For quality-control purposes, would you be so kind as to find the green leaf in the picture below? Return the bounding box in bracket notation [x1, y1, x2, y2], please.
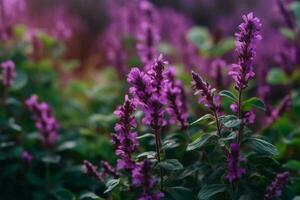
[186, 134, 217, 151]
[53, 188, 75, 200]
[187, 26, 212, 51]
[246, 137, 278, 156]
[80, 192, 104, 200]
[57, 141, 77, 151]
[137, 133, 155, 140]
[198, 184, 226, 200]
[159, 159, 184, 171]
[136, 151, 156, 159]
[283, 160, 300, 170]
[223, 119, 242, 128]
[267, 68, 289, 85]
[168, 187, 197, 200]
[162, 139, 180, 150]
[103, 179, 120, 194]
[190, 114, 214, 125]
[41, 155, 61, 164]
[219, 90, 237, 102]
[243, 97, 266, 111]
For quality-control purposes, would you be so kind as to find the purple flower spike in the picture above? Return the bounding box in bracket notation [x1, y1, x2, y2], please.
[83, 160, 103, 181]
[149, 54, 168, 95]
[26, 95, 59, 147]
[1, 60, 16, 89]
[127, 67, 165, 129]
[229, 12, 262, 91]
[191, 71, 219, 112]
[132, 160, 164, 200]
[111, 95, 139, 171]
[164, 67, 188, 130]
[226, 143, 246, 183]
[264, 172, 289, 200]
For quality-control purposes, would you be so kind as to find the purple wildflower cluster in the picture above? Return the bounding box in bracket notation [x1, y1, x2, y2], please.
[111, 95, 139, 171]
[226, 143, 246, 183]
[267, 95, 291, 124]
[229, 12, 262, 91]
[264, 172, 289, 200]
[132, 160, 164, 200]
[83, 160, 119, 181]
[1, 60, 16, 89]
[26, 95, 59, 147]
[127, 61, 165, 129]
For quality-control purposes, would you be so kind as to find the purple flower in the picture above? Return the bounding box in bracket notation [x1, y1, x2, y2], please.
[226, 143, 246, 183]
[210, 59, 227, 88]
[22, 151, 32, 165]
[164, 67, 189, 130]
[132, 160, 164, 200]
[264, 172, 289, 200]
[26, 95, 59, 147]
[127, 66, 165, 129]
[229, 13, 262, 91]
[83, 160, 103, 181]
[191, 71, 220, 112]
[111, 95, 139, 171]
[127, 68, 153, 107]
[100, 161, 120, 179]
[1, 60, 16, 89]
[149, 55, 167, 95]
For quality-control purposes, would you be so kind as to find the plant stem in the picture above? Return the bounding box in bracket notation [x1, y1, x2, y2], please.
[154, 128, 163, 191]
[213, 110, 221, 136]
[237, 89, 243, 143]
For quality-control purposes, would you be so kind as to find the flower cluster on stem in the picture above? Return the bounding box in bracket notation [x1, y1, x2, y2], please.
[226, 143, 246, 183]
[26, 95, 59, 147]
[264, 172, 289, 200]
[132, 159, 164, 200]
[191, 71, 221, 136]
[111, 95, 139, 171]
[1, 60, 16, 89]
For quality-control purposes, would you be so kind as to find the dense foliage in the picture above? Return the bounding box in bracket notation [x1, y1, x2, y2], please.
[1, 0, 300, 200]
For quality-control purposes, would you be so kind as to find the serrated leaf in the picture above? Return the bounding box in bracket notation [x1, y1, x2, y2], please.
[186, 134, 217, 151]
[243, 97, 266, 111]
[190, 114, 214, 125]
[246, 137, 278, 156]
[159, 159, 183, 171]
[80, 192, 104, 200]
[198, 184, 226, 200]
[219, 90, 237, 102]
[103, 179, 120, 194]
[168, 187, 197, 200]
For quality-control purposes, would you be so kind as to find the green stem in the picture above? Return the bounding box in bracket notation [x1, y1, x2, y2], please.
[154, 128, 163, 191]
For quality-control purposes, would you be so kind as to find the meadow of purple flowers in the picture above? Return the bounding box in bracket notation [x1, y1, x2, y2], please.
[1, 0, 300, 199]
